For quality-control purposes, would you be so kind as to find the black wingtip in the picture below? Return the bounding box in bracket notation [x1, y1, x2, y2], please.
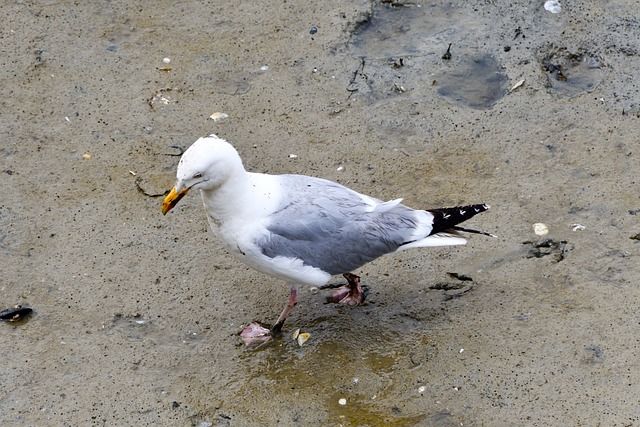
[427, 204, 492, 236]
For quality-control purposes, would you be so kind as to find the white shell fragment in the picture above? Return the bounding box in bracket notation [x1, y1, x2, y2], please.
[297, 332, 310, 346]
[533, 223, 549, 236]
[209, 112, 229, 122]
[571, 223, 586, 231]
[510, 79, 525, 92]
[418, 386, 426, 394]
[338, 398, 347, 406]
[162, 57, 171, 64]
[544, 1, 561, 13]
[292, 328, 310, 346]
[289, 154, 298, 158]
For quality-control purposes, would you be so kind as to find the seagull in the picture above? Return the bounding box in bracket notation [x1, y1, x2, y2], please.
[162, 134, 494, 344]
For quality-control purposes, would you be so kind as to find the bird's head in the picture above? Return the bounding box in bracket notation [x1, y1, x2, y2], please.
[162, 134, 243, 215]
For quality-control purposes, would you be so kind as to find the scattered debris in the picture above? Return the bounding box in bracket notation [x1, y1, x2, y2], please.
[390, 58, 404, 69]
[544, 1, 562, 14]
[510, 79, 525, 92]
[446, 272, 473, 282]
[209, 112, 229, 122]
[393, 83, 407, 93]
[148, 87, 175, 111]
[523, 239, 571, 262]
[442, 43, 452, 60]
[533, 223, 549, 236]
[297, 332, 310, 346]
[292, 328, 310, 346]
[135, 176, 171, 198]
[0, 305, 33, 322]
[165, 145, 184, 157]
[346, 58, 366, 97]
[429, 282, 473, 300]
[393, 82, 407, 92]
[514, 27, 525, 39]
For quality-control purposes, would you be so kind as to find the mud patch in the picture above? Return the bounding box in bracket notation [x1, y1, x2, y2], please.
[541, 47, 604, 98]
[523, 238, 572, 263]
[350, 1, 465, 58]
[436, 53, 508, 109]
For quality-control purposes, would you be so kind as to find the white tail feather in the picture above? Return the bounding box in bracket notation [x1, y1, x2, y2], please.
[396, 232, 467, 251]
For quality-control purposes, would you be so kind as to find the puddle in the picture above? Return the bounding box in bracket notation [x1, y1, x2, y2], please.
[237, 336, 427, 425]
[436, 53, 509, 109]
[350, 2, 466, 59]
[348, 2, 508, 109]
[542, 48, 604, 98]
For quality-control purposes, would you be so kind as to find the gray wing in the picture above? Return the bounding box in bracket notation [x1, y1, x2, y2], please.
[256, 175, 422, 275]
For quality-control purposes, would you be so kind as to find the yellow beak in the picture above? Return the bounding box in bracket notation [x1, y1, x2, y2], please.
[162, 186, 190, 215]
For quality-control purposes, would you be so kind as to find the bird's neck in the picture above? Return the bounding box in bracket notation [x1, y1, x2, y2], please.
[199, 171, 280, 228]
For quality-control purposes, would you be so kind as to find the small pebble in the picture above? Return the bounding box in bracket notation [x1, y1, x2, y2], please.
[82, 153, 92, 159]
[260, 65, 269, 71]
[338, 398, 347, 406]
[418, 386, 426, 394]
[289, 154, 298, 158]
[336, 166, 344, 171]
[163, 57, 171, 63]
[310, 26, 318, 35]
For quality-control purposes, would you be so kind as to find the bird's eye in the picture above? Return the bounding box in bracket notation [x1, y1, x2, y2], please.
[193, 173, 203, 179]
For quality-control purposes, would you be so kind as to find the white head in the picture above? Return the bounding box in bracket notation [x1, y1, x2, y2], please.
[162, 134, 245, 214]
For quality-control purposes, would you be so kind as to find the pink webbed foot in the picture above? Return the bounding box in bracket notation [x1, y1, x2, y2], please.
[239, 287, 298, 346]
[323, 273, 366, 305]
[240, 322, 273, 346]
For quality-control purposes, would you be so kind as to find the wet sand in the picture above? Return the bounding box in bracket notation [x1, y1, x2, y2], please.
[2, 0, 640, 425]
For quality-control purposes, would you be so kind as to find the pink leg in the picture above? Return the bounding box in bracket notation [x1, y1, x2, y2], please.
[240, 287, 298, 345]
[325, 273, 365, 305]
[272, 287, 298, 332]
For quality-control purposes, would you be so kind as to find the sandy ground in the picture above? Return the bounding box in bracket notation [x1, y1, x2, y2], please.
[2, 0, 640, 425]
